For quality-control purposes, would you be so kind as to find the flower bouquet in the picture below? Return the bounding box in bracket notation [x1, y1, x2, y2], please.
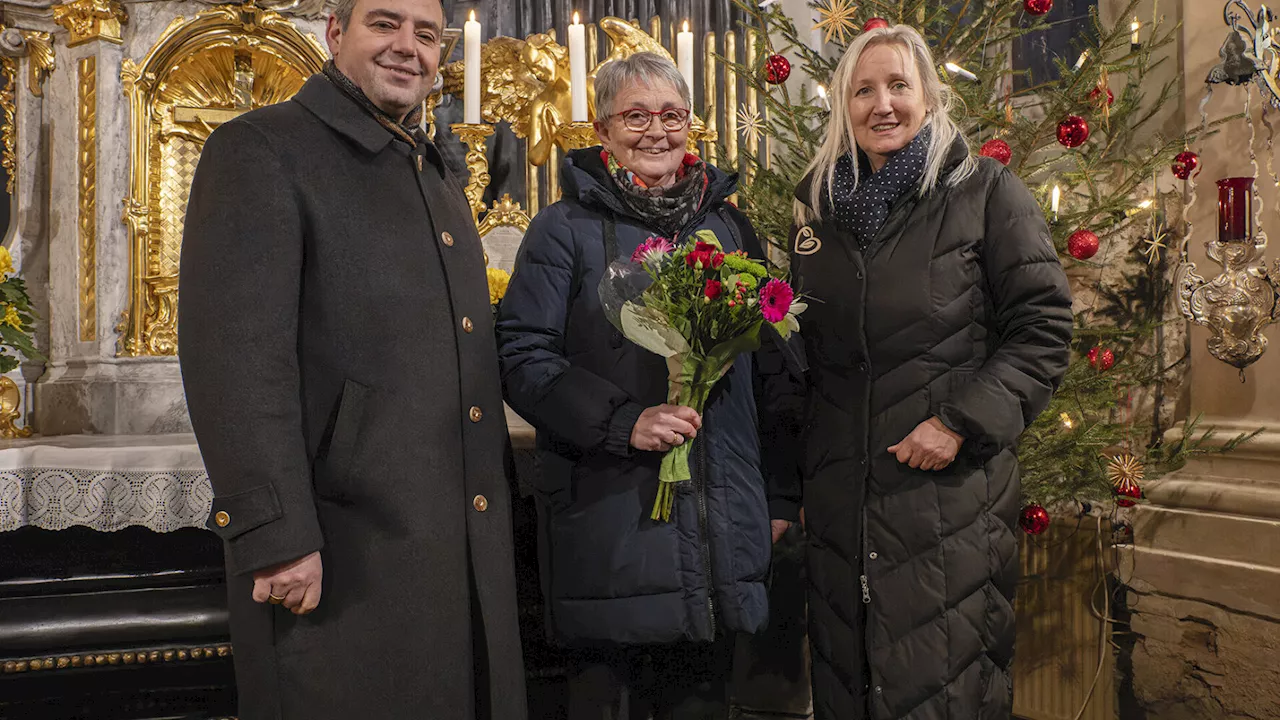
[600, 230, 804, 521]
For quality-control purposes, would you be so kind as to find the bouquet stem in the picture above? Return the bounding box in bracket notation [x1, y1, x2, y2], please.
[652, 358, 711, 522]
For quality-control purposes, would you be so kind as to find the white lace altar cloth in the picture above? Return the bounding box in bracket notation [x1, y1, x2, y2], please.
[0, 434, 210, 533]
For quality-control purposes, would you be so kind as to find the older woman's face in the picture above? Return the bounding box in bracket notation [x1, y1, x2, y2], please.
[595, 80, 690, 188]
[847, 43, 928, 172]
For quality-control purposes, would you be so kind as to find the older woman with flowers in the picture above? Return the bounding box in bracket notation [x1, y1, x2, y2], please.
[496, 52, 796, 719]
[780, 24, 1073, 720]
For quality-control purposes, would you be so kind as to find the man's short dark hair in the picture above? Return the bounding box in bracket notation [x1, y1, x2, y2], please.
[333, 0, 445, 30]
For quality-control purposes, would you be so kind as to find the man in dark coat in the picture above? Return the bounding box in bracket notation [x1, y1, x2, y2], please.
[177, 0, 526, 717]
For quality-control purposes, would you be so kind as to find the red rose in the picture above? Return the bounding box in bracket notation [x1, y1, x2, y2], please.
[711, 252, 725, 269]
[685, 249, 712, 268]
[704, 279, 724, 300]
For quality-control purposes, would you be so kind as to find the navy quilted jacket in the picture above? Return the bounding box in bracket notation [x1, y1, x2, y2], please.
[496, 148, 796, 645]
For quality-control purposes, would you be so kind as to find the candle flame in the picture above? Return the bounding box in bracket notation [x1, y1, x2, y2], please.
[683, 20, 689, 33]
[573, 11, 580, 24]
[469, 9, 475, 22]
[816, 84, 826, 98]
[1131, 17, 1140, 32]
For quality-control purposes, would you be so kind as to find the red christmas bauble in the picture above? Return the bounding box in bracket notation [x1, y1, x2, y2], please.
[1024, 0, 1054, 15]
[1115, 477, 1142, 507]
[765, 54, 791, 85]
[863, 17, 890, 31]
[1089, 86, 1115, 107]
[1057, 115, 1090, 148]
[1088, 346, 1116, 371]
[1020, 504, 1051, 535]
[1172, 151, 1200, 180]
[980, 138, 1012, 166]
[1068, 229, 1100, 260]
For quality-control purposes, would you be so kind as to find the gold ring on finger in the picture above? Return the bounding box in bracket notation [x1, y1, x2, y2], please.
[268, 593, 285, 604]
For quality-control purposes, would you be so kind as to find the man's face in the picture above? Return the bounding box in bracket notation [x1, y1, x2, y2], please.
[326, 0, 444, 121]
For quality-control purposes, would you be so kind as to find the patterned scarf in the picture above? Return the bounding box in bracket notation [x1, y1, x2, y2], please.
[604, 150, 710, 239]
[322, 60, 424, 148]
[830, 125, 932, 251]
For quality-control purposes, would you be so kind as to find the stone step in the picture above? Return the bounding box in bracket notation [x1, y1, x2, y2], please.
[1131, 504, 1280, 569]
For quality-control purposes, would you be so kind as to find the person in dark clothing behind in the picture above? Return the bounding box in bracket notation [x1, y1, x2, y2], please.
[775, 23, 1074, 720]
[496, 51, 798, 720]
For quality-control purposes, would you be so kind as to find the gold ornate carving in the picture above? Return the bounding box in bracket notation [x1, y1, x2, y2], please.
[79, 57, 96, 342]
[0, 56, 14, 195]
[477, 193, 531, 237]
[450, 123, 494, 224]
[439, 17, 709, 167]
[53, 0, 128, 47]
[555, 121, 596, 152]
[20, 31, 54, 97]
[119, 4, 325, 356]
[0, 376, 31, 438]
[3, 644, 233, 673]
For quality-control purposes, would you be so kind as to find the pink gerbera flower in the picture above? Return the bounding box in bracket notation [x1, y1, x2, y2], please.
[759, 279, 795, 323]
[631, 236, 675, 264]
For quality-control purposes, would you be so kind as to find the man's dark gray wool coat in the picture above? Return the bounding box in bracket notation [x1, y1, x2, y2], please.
[781, 140, 1073, 720]
[178, 75, 527, 720]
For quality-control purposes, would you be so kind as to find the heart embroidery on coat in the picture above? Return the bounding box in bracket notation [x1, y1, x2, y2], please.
[795, 225, 822, 255]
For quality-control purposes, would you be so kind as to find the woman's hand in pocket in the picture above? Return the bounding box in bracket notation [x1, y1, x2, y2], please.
[888, 417, 964, 471]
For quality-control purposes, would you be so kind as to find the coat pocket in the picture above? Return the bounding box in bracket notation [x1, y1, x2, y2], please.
[313, 379, 370, 501]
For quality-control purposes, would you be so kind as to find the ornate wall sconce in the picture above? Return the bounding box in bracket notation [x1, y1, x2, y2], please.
[1176, 177, 1280, 369]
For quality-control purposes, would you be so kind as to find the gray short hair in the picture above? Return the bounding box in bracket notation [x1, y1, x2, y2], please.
[332, 0, 357, 29]
[594, 52, 690, 119]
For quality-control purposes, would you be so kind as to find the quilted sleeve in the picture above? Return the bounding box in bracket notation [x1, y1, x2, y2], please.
[935, 167, 1074, 456]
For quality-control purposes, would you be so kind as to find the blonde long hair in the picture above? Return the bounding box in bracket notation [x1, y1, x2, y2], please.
[795, 24, 977, 226]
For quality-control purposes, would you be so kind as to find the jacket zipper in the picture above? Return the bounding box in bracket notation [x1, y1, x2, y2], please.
[695, 424, 718, 637]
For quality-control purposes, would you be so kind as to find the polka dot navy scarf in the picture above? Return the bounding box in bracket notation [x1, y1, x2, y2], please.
[830, 126, 932, 252]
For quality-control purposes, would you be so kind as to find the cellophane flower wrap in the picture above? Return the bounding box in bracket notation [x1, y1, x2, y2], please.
[599, 230, 805, 521]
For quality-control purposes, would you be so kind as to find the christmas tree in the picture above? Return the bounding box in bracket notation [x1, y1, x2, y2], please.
[725, 0, 1255, 520]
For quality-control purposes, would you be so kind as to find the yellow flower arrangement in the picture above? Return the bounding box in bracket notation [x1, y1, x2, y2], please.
[2, 305, 21, 330]
[0, 246, 14, 279]
[487, 267, 511, 306]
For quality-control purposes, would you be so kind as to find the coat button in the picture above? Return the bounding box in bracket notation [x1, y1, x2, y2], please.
[858, 362, 868, 372]
[869, 551, 878, 560]
[473, 495, 488, 512]
[442, 231, 455, 247]
[214, 511, 230, 527]
[469, 406, 483, 422]
[462, 317, 474, 333]
[875, 686, 883, 695]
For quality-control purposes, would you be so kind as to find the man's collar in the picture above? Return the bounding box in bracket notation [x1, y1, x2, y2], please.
[293, 73, 398, 154]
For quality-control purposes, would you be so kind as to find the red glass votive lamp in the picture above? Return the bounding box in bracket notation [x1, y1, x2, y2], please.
[1217, 177, 1254, 242]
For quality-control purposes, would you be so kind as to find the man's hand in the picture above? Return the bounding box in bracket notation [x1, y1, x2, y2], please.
[888, 417, 964, 471]
[630, 404, 702, 452]
[252, 551, 323, 615]
[771, 519, 791, 544]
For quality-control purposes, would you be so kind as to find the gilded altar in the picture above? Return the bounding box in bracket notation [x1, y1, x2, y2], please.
[0, 0, 766, 433]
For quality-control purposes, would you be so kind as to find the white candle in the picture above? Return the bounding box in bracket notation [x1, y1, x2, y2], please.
[1051, 185, 1061, 220]
[569, 12, 587, 122]
[677, 21, 694, 106]
[464, 10, 481, 124]
[816, 84, 829, 111]
[1130, 17, 1141, 46]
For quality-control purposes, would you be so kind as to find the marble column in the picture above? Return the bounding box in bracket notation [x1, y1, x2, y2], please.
[1120, 1, 1280, 717]
[0, 12, 57, 433]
